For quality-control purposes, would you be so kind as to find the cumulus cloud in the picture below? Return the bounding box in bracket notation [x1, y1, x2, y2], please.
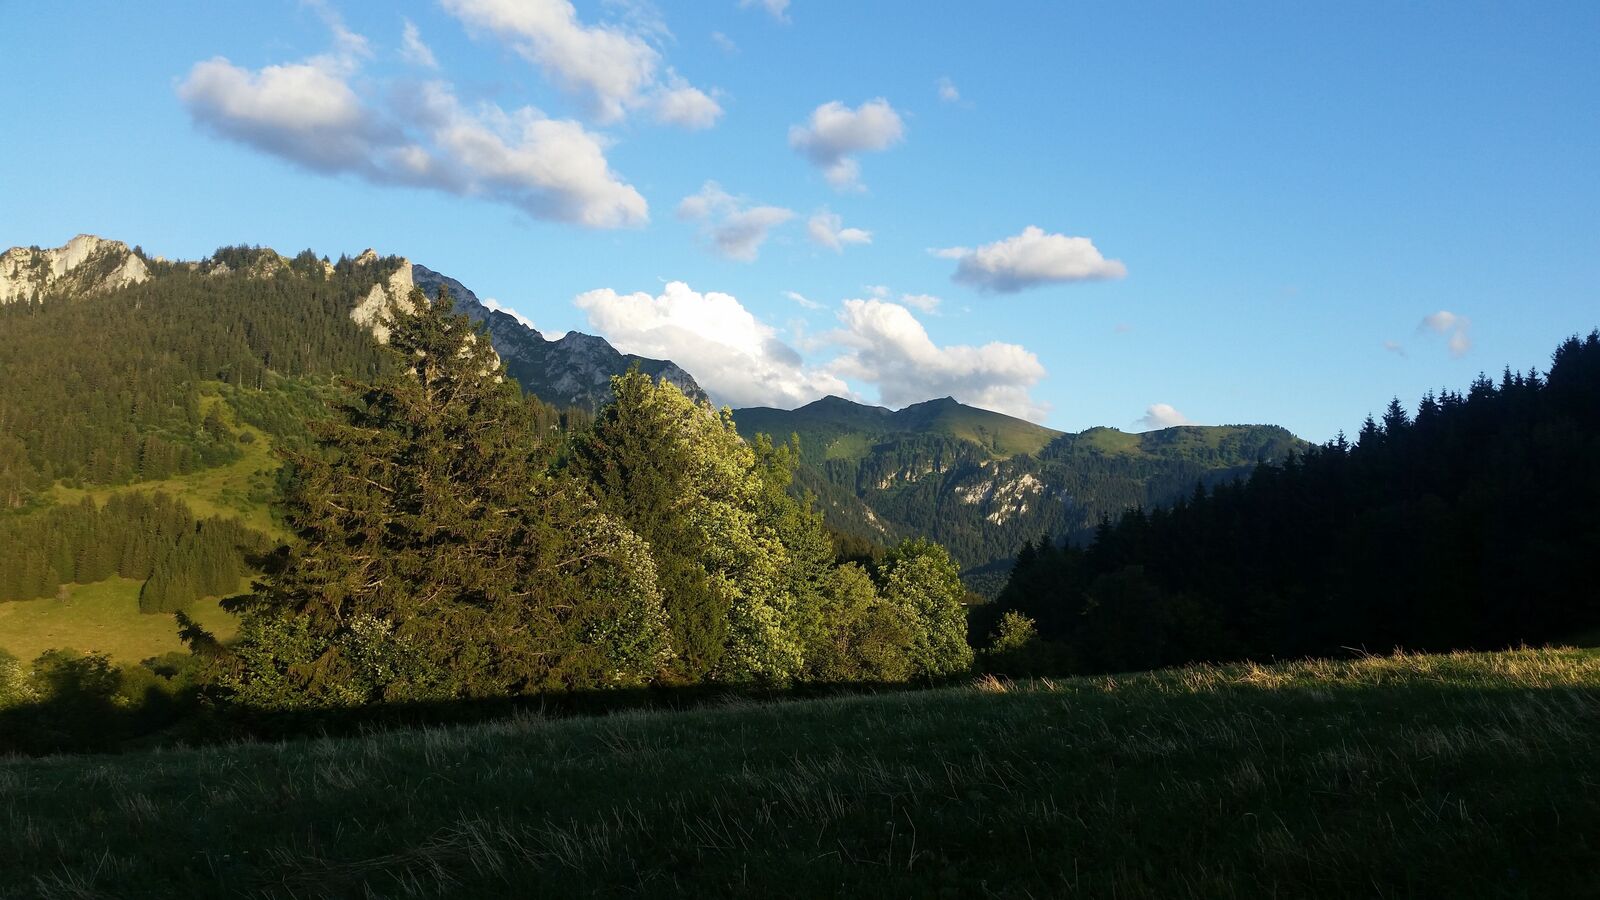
[1418, 310, 1472, 357]
[677, 181, 795, 261]
[789, 99, 904, 190]
[178, 56, 382, 174]
[807, 210, 872, 251]
[710, 31, 737, 53]
[575, 282, 847, 408]
[400, 19, 438, 68]
[898, 293, 941, 313]
[740, 0, 791, 23]
[938, 226, 1127, 293]
[1135, 403, 1191, 431]
[177, 23, 647, 228]
[937, 77, 960, 103]
[440, 0, 720, 127]
[829, 299, 1048, 421]
[651, 72, 723, 129]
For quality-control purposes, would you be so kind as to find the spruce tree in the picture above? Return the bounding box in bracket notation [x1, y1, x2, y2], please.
[216, 288, 670, 709]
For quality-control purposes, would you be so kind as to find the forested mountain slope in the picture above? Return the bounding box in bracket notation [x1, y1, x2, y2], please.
[984, 330, 1600, 672]
[0, 236, 703, 627]
[733, 396, 1303, 584]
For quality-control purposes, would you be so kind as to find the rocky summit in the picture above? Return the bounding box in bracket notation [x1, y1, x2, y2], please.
[0, 234, 148, 304]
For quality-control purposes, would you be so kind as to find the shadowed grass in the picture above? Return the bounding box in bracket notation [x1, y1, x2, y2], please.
[1, 648, 1596, 898]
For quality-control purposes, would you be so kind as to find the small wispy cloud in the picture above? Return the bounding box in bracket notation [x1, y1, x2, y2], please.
[399, 19, 438, 68]
[677, 181, 794, 261]
[783, 290, 823, 310]
[1417, 310, 1472, 358]
[807, 209, 872, 251]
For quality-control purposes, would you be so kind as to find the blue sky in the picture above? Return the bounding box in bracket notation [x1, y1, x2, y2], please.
[2, 1, 1596, 440]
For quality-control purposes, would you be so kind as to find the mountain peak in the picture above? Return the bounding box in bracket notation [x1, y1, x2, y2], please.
[0, 234, 148, 304]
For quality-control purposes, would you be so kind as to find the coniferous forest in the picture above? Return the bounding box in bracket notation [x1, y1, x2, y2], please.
[978, 331, 1600, 675]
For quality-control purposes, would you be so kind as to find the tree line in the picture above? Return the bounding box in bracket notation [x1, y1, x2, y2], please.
[179, 288, 973, 710]
[0, 492, 265, 610]
[978, 330, 1600, 674]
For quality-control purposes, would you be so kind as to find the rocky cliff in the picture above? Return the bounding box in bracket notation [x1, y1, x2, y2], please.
[0, 234, 148, 304]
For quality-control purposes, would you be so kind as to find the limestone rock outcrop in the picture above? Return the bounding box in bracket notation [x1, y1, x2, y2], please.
[0, 234, 148, 304]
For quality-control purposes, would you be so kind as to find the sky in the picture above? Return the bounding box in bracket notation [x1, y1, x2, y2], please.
[2, 1, 1596, 441]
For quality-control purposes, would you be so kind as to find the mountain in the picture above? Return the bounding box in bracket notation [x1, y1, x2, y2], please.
[408, 263, 706, 409]
[732, 395, 1304, 588]
[0, 234, 149, 303]
[0, 233, 704, 413]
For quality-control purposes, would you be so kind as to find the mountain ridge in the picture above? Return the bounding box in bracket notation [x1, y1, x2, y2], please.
[0, 234, 707, 412]
[731, 394, 1305, 585]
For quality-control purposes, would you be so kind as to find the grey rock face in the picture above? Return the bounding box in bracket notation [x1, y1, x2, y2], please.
[409, 263, 708, 410]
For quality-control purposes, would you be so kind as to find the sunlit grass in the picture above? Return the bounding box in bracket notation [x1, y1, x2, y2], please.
[2, 647, 1596, 898]
[0, 576, 239, 664]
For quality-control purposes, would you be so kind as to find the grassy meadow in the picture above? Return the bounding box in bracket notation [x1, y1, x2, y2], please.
[0, 577, 239, 664]
[3, 648, 1596, 898]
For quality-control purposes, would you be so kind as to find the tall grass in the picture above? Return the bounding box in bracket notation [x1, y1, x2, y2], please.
[2, 648, 1596, 898]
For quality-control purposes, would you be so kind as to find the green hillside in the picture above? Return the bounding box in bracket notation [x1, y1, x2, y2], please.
[733, 397, 1305, 583]
[735, 394, 1062, 464]
[3, 648, 1595, 898]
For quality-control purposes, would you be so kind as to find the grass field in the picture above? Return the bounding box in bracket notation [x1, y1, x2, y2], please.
[0, 577, 239, 664]
[2, 648, 1596, 898]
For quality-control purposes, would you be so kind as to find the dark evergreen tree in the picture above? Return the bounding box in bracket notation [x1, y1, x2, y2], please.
[214, 288, 670, 708]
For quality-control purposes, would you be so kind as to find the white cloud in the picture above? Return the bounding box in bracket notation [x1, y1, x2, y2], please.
[178, 23, 647, 228]
[710, 31, 737, 53]
[789, 99, 904, 190]
[651, 72, 723, 129]
[783, 290, 823, 310]
[829, 299, 1048, 421]
[575, 282, 847, 408]
[400, 19, 438, 68]
[178, 56, 380, 173]
[937, 77, 959, 103]
[1382, 339, 1408, 357]
[677, 181, 795, 261]
[440, 0, 720, 127]
[1418, 310, 1472, 357]
[1135, 403, 1191, 431]
[898, 293, 941, 313]
[807, 210, 872, 251]
[939, 226, 1127, 293]
[740, 0, 791, 23]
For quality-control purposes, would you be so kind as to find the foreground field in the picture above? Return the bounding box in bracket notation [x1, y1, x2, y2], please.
[0, 577, 239, 664]
[3, 649, 1597, 898]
